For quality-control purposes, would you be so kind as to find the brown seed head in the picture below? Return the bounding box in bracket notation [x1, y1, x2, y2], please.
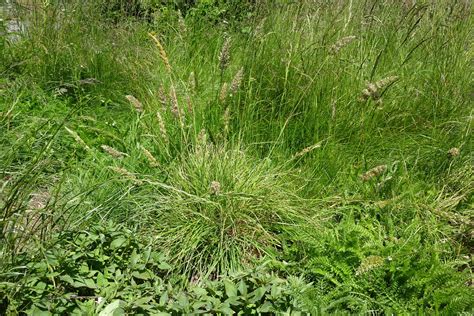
[294, 142, 323, 158]
[219, 36, 231, 72]
[360, 164, 387, 181]
[65, 127, 91, 151]
[101, 145, 128, 159]
[210, 181, 221, 195]
[156, 112, 169, 144]
[126, 95, 143, 113]
[141, 146, 159, 167]
[158, 85, 168, 109]
[448, 147, 460, 157]
[149, 33, 172, 74]
[230, 67, 244, 94]
[330, 35, 356, 54]
[220, 82, 229, 102]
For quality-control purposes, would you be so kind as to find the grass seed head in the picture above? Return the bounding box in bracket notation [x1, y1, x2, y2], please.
[210, 180, 221, 195]
[230, 67, 244, 94]
[109, 166, 142, 184]
[158, 85, 168, 109]
[188, 71, 196, 93]
[156, 112, 169, 144]
[101, 145, 127, 159]
[448, 147, 460, 157]
[219, 36, 231, 72]
[360, 164, 387, 181]
[126, 95, 143, 113]
[64, 127, 91, 151]
[220, 82, 229, 102]
[142, 146, 159, 167]
[223, 107, 231, 134]
[178, 10, 186, 33]
[149, 32, 171, 74]
[294, 142, 323, 158]
[360, 76, 399, 101]
[330, 35, 356, 54]
[170, 85, 181, 119]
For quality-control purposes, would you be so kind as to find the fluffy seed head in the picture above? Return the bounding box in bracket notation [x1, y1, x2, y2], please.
[330, 35, 356, 54]
[142, 146, 159, 167]
[149, 32, 171, 74]
[219, 36, 231, 72]
[294, 142, 323, 158]
[188, 71, 196, 93]
[170, 85, 180, 118]
[101, 145, 127, 159]
[158, 85, 168, 109]
[156, 112, 169, 144]
[360, 76, 399, 101]
[360, 164, 387, 181]
[448, 147, 460, 157]
[219, 82, 229, 102]
[178, 10, 186, 33]
[230, 67, 244, 94]
[186, 95, 193, 114]
[109, 166, 142, 184]
[210, 180, 221, 195]
[64, 126, 91, 151]
[223, 107, 231, 134]
[126, 95, 143, 113]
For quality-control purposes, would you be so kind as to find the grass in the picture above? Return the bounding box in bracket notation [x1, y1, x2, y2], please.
[1, 0, 473, 314]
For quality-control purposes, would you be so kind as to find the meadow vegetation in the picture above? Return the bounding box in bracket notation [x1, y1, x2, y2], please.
[0, 0, 473, 314]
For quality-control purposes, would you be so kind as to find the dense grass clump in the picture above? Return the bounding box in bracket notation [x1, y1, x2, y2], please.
[151, 144, 305, 277]
[1, 0, 473, 314]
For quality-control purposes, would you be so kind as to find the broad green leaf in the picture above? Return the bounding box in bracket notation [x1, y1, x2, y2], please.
[249, 287, 266, 303]
[223, 280, 237, 298]
[110, 237, 127, 249]
[98, 300, 125, 316]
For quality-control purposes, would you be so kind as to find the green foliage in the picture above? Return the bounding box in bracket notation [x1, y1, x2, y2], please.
[1, 0, 473, 314]
[150, 144, 306, 277]
[0, 222, 311, 314]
